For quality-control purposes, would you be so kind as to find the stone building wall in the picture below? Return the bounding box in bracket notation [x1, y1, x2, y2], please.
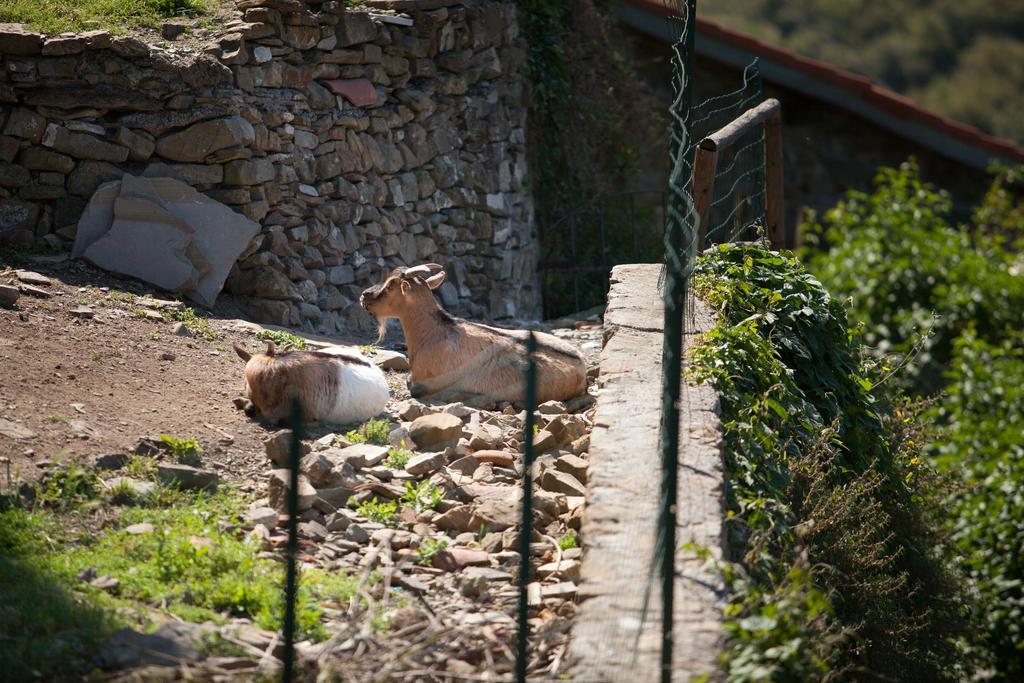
[0, 0, 538, 333]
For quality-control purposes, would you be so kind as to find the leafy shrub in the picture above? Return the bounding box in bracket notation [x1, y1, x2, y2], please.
[558, 529, 578, 550]
[385, 444, 413, 469]
[803, 161, 1024, 395]
[40, 465, 100, 510]
[400, 481, 443, 514]
[345, 418, 390, 445]
[928, 334, 1024, 677]
[357, 498, 397, 526]
[807, 162, 1024, 676]
[416, 537, 448, 566]
[159, 434, 203, 466]
[692, 243, 966, 680]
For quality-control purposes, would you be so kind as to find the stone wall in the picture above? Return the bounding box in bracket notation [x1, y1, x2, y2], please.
[0, 0, 537, 333]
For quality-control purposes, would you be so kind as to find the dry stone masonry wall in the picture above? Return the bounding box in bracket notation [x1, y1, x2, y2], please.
[0, 0, 537, 333]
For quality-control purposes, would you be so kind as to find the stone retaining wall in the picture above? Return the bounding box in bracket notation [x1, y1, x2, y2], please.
[571, 264, 726, 681]
[0, 0, 537, 332]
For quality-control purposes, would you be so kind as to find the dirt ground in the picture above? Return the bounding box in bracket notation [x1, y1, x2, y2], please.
[0, 254, 391, 489]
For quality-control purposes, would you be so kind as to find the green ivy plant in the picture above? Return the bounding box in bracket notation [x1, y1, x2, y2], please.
[692, 243, 966, 681]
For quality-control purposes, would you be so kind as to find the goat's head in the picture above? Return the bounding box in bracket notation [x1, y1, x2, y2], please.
[360, 264, 445, 339]
[232, 341, 293, 420]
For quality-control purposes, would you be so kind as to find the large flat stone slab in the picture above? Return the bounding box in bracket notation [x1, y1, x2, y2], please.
[73, 174, 259, 306]
[570, 263, 726, 682]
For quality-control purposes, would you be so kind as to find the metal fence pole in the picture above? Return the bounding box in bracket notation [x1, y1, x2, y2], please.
[516, 332, 539, 683]
[283, 400, 303, 682]
[660, 1, 696, 681]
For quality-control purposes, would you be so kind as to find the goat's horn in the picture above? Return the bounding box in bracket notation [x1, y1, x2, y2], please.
[403, 263, 443, 277]
[265, 341, 276, 356]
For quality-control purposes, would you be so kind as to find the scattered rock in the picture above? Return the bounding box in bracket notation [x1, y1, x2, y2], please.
[125, 523, 154, 535]
[248, 507, 278, 529]
[345, 523, 370, 544]
[90, 575, 120, 591]
[434, 503, 474, 532]
[554, 453, 589, 483]
[470, 497, 520, 532]
[0, 284, 19, 307]
[538, 559, 582, 582]
[326, 443, 389, 469]
[404, 451, 445, 476]
[92, 452, 129, 470]
[540, 581, 578, 600]
[69, 305, 95, 319]
[158, 463, 219, 491]
[537, 400, 567, 415]
[15, 269, 50, 286]
[0, 417, 36, 440]
[408, 413, 462, 449]
[471, 450, 515, 468]
[540, 469, 586, 497]
[372, 349, 410, 370]
[171, 322, 189, 336]
[433, 546, 489, 571]
[98, 622, 204, 669]
[268, 469, 317, 512]
[264, 430, 310, 466]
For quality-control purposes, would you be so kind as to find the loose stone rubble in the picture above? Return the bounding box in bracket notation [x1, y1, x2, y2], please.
[240, 322, 599, 678]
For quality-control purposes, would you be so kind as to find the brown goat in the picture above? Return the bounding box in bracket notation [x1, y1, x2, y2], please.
[234, 341, 389, 424]
[360, 264, 587, 405]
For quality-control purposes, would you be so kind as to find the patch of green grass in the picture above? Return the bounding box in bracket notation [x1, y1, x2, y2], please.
[0, 486, 363, 680]
[344, 417, 390, 445]
[358, 344, 377, 355]
[357, 498, 397, 526]
[39, 464, 100, 511]
[125, 455, 158, 480]
[385, 443, 413, 469]
[400, 480, 443, 514]
[47, 414, 68, 424]
[416, 537, 447, 566]
[159, 434, 203, 466]
[163, 305, 218, 341]
[256, 329, 307, 351]
[105, 290, 136, 306]
[0, 0, 218, 35]
[558, 529, 577, 550]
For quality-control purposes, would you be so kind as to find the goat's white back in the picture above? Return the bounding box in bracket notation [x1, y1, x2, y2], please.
[321, 347, 389, 423]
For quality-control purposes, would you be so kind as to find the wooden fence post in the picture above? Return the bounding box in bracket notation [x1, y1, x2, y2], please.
[764, 109, 785, 248]
[692, 144, 719, 251]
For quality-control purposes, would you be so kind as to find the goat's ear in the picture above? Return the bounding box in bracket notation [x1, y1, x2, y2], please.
[400, 279, 412, 295]
[233, 343, 251, 362]
[425, 271, 445, 289]
[265, 341, 276, 357]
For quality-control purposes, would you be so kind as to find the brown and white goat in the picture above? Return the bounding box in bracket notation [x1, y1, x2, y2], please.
[233, 341, 389, 424]
[360, 264, 587, 405]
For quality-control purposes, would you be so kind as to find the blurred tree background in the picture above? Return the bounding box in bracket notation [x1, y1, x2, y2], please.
[700, 0, 1024, 144]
